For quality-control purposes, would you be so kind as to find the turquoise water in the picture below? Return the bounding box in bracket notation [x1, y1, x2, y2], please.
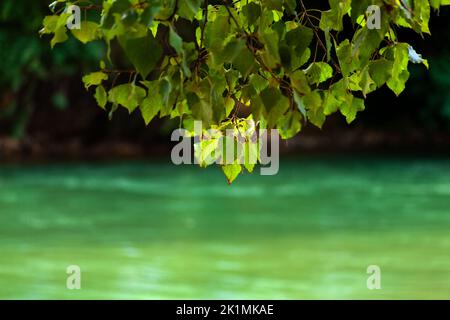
[0, 157, 449, 299]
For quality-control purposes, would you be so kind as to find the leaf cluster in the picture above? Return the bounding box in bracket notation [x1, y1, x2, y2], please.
[41, 0, 449, 181]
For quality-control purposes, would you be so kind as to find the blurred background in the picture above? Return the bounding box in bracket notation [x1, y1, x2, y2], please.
[0, 1, 449, 299]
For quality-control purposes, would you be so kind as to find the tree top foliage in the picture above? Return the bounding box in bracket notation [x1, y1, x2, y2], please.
[41, 0, 449, 181]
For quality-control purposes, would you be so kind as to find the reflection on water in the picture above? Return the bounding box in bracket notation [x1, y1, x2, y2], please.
[0, 156, 449, 299]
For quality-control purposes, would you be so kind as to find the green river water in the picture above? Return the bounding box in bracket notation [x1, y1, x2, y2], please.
[0, 156, 449, 299]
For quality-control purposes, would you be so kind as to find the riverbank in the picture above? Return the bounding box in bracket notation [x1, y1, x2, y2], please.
[1, 128, 450, 162]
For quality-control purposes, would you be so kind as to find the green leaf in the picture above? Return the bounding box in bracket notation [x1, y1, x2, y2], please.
[324, 79, 347, 115]
[304, 62, 333, 85]
[284, 0, 297, 14]
[51, 25, 68, 48]
[385, 43, 410, 96]
[169, 26, 183, 54]
[243, 140, 258, 173]
[323, 90, 342, 115]
[108, 84, 146, 113]
[387, 69, 410, 96]
[336, 39, 358, 77]
[41, 15, 60, 34]
[82, 72, 108, 89]
[222, 164, 242, 184]
[285, 25, 314, 58]
[41, 14, 70, 48]
[119, 32, 162, 79]
[359, 67, 377, 97]
[217, 39, 244, 64]
[233, 47, 257, 78]
[293, 91, 307, 117]
[259, 29, 281, 69]
[430, 0, 450, 9]
[351, 27, 383, 66]
[304, 90, 325, 129]
[249, 74, 269, 93]
[414, 0, 431, 34]
[340, 96, 365, 124]
[320, 0, 351, 31]
[281, 25, 313, 71]
[153, 0, 176, 20]
[94, 85, 108, 110]
[187, 91, 213, 127]
[241, 2, 262, 26]
[71, 21, 101, 44]
[260, 87, 290, 127]
[140, 80, 162, 125]
[290, 70, 311, 95]
[350, 0, 372, 23]
[196, 139, 220, 167]
[262, 0, 284, 11]
[177, 0, 201, 21]
[277, 110, 302, 139]
[205, 12, 230, 53]
[369, 59, 393, 87]
[140, 96, 160, 125]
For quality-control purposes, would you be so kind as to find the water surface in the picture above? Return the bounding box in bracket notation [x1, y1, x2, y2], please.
[0, 157, 449, 299]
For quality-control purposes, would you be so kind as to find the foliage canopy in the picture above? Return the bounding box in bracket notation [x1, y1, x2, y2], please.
[42, 0, 449, 181]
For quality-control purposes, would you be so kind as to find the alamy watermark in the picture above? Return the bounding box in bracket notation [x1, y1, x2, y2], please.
[66, 265, 81, 290]
[65, 4, 381, 30]
[66, 5, 81, 30]
[366, 5, 381, 30]
[367, 265, 382, 290]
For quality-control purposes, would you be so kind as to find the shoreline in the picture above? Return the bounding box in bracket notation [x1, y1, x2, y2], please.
[1, 128, 450, 163]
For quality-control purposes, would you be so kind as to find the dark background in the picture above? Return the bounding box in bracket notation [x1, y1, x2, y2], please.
[1, 1, 449, 161]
